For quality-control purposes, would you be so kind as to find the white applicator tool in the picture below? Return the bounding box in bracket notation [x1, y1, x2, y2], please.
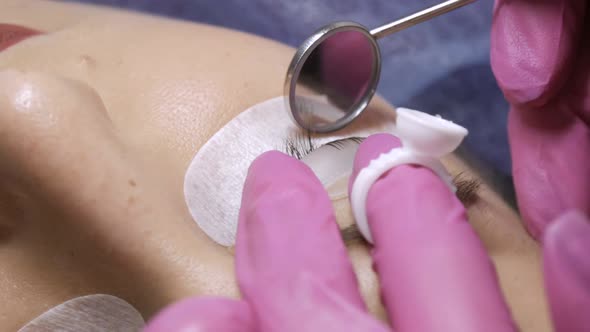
[350, 108, 468, 243]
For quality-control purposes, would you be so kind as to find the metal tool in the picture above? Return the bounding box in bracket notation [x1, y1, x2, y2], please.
[285, 0, 476, 133]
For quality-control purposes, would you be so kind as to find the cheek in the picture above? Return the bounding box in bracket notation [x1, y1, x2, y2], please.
[466, 190, 551, 332]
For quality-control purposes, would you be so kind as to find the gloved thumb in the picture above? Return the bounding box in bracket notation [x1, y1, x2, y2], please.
[543, 210, 590, 332]
[491, 0, 587, 107]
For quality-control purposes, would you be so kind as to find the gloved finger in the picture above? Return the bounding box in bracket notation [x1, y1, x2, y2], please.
[508, 104, 590, 240]
[236, 151, 389, 332]
[143, 297, 255, 332]
[568, 18, 590, 123]
[349, 134, 517, 332]
[543, 210, 590, 332]
[491, 0, 587, 107]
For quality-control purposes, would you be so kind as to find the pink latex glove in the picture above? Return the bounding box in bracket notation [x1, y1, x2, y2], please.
[491, 0, 590, 240]
[146, 133, 590, 331]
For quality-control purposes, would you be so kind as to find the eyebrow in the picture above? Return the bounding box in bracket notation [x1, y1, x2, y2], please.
[339, 174, 481, 246]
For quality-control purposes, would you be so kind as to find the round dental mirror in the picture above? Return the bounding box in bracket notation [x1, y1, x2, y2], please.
[284, 0, 477, 133]
[285, 22, 380, 133]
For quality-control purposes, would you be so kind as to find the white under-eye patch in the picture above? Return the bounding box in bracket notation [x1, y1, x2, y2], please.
[18, 295, 144, 332]
[183, 96, 396, 246]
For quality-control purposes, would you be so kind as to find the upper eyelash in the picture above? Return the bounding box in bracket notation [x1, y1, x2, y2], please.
[284, 136, 482, 206]
[325, 137, 365, 150]
[283, 131, 316, 160]
[284, 136, 365, 159]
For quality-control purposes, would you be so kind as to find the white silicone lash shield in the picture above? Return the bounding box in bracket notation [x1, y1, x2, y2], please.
[350, 108, 468, 243]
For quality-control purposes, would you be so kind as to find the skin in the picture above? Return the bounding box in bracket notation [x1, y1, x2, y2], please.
[0, 0, 549, 331]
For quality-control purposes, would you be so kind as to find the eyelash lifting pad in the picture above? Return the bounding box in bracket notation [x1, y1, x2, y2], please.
[350, 108, 468, 244]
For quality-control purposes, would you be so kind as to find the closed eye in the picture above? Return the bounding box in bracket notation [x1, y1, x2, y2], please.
[284, 135, 481, 205]
[283, 134, 481, 245]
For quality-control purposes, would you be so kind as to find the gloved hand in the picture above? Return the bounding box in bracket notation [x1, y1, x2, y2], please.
[142, 133, 590, 331]
[491, 0, 590, 240]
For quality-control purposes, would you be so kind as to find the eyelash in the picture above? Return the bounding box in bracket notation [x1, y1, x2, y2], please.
[283, 134, 482, 206]
[283, 131, 316, 160]
[452, 172, 482, 206]
[283, 132, 365, 160]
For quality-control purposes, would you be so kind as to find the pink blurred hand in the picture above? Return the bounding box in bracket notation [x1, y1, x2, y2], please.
[144, 134, 590, 331]
[348, 134, 517, 331]
[491, 0, 590, 240]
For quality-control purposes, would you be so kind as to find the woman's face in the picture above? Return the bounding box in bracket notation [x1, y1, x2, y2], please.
[0, 1, 549, 331]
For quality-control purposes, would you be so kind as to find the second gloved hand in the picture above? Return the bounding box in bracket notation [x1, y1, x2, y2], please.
[491, 0, 590, 239]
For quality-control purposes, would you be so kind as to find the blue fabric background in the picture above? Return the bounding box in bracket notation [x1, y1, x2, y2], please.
[67, 0, 512, 176]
